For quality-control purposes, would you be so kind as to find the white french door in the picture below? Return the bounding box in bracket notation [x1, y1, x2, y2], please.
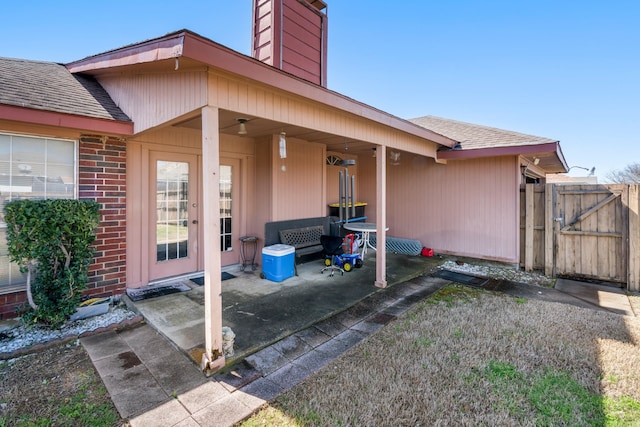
[148, 152, 199, 281]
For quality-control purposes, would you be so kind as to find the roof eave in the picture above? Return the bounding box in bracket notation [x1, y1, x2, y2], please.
[0, 104, 134, 135]
[66, 32, 186, 73]
[66, 30, 457, 149]
[437, 141, 569, 172]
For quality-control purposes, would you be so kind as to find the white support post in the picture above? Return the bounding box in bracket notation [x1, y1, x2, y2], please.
[375, 145, 387, 288]
[201, 106, 225, 373]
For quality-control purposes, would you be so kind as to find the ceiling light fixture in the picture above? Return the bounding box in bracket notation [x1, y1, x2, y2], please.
[389, 150, 401, 165]
[237, 118, 248, 135]
[340, 140, 356, 166]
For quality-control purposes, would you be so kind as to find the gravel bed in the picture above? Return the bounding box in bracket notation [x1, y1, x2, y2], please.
[440, 260, 555, 287]
[0, 305, 138, 355]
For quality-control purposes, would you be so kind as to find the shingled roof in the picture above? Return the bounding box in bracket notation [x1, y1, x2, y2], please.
[0, 57, 130, 122]
[408, 115, 557, 150]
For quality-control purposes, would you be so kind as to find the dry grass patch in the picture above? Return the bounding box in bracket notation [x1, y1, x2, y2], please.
[243, 285, 640, 426]
[0, 340, 122, 427]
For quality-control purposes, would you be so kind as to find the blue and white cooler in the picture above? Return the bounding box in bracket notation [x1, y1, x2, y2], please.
[261, 244, 295, 282]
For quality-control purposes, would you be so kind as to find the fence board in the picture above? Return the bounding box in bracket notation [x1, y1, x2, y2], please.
[629, 185, 639, 291]
[525, 184, 535, 271]
[545, 184, 554, 276]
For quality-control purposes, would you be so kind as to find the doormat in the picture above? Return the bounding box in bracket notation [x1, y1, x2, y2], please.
[432, 269, 489, 287]
[190, 272, 236, 286]
[126, 282, 191, 302]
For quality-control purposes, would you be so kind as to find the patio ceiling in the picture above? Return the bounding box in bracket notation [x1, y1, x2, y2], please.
[173, 109, 378, 156]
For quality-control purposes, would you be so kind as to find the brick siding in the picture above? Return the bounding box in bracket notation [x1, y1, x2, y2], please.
[79, 136, 127, 300]
[0, 291, 27, 320]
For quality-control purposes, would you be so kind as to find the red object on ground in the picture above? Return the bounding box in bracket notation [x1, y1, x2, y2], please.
[421, 247, 434, 257]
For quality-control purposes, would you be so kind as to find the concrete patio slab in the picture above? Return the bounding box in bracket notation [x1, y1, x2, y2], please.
[80, 252, 636, 426]
[555, 278, 633, 316]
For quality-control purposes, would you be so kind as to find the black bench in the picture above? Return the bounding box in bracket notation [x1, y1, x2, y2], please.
[265, 216, 341, 273]
[278, 226, 325, 257]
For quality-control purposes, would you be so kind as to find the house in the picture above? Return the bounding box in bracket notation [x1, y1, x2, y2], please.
[0, 0, 567, 370]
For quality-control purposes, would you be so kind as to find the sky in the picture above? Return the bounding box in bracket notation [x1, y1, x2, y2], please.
[2, 1, 638, 180]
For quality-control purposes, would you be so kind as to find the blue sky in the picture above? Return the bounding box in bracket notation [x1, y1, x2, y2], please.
[3, 1, 638, 179]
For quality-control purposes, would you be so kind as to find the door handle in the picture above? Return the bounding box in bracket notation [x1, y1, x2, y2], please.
[192, 220, 198, 224]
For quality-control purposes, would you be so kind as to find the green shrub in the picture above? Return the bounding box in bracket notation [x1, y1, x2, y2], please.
[4, 199, 101, 327]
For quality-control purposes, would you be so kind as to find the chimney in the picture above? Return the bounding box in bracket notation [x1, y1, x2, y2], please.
[252, 0, 328, 87]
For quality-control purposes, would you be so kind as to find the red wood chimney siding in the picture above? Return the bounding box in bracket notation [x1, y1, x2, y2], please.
[253, 0, 328, 87]
[79, 136, 127, 300]
[253, 0, 280, 67]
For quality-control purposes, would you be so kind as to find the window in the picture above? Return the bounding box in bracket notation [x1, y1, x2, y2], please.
[0, 133, 77, 291]
[219, 165, 232, 252]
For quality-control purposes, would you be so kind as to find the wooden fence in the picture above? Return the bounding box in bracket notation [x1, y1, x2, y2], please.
[520, 184, 639, 292]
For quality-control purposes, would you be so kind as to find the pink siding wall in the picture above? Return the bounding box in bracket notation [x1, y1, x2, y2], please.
[99, 71, 207, 134]
[359, 154, 520, 263]
[254, 137, 273, 238]
[271, 137, 326, 220]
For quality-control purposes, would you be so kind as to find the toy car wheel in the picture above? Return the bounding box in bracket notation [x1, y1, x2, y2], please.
[355, 258, 363, 268]
[325, 258, 332, 266]
[344, 262, 352, 272]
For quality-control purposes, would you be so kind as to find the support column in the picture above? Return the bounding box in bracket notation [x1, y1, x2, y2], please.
[201, 106, 225, 373]
[375, 145, 387, 288]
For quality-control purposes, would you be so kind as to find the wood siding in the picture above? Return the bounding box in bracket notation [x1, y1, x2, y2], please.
[360, 154, 520, 263]
[99, 71, 207, 134]
[270, 136, 326, 220]
[207, 72, 440, 158]
[253, 0, 277, 66]
[253, 0, 326, 85]
[281, 0, 324, 84]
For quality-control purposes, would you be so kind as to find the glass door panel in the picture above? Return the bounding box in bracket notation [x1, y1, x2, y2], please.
[156, 160, 189, 262]
[149, 153, 198, 281]
[219, 159, 240, 267]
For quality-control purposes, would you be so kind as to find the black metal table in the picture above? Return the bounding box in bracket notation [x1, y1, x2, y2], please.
[239, 235, 258, 271]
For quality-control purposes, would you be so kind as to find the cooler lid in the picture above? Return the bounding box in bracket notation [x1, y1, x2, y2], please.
[262, 244, 295, 256]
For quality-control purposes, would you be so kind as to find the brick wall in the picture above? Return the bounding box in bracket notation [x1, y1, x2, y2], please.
[0, 291, 26, 320]
[79, 136, 127, 299]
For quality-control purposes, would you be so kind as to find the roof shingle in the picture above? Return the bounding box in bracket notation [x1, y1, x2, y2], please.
[408, 115, 557, 150]
[0, 57, 130, 122]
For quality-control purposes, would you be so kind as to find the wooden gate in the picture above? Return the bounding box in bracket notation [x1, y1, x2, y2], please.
[556, 185, 628, 283]
[520, 184, 640, 291]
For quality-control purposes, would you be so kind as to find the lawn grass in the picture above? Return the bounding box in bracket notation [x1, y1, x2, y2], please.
[0, 341, 122, 427]
[243, 284, 640, 426]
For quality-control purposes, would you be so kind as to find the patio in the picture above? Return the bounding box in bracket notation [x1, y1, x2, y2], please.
[127, 252, 445, 367]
